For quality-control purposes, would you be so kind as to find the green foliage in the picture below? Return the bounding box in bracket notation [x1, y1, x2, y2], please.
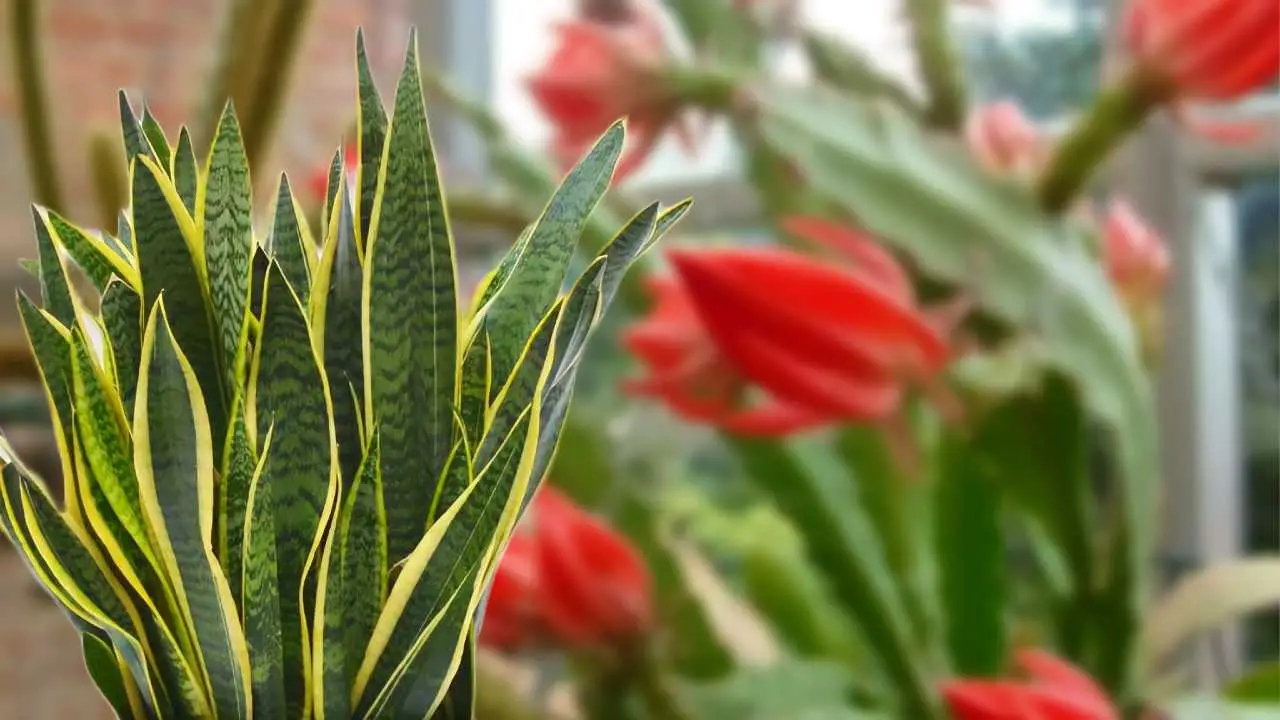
[0, 30, 680, 720]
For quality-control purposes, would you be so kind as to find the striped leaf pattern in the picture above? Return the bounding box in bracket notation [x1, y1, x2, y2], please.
[0, 30, 677, 720]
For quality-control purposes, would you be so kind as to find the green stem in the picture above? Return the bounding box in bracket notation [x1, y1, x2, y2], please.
[904, 0, 968, 130]
[472, 656, 546, 720]
[1036, 74, 1163, 214]
[663, 66, 741, 114]
[10, 0, 64, 214]
[630, 644, 696, 720]
[195, 0, 277, 148]
[87, 130, 128, 232]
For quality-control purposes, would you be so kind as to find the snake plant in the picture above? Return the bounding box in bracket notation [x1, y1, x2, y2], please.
[0, 30, 686, 719]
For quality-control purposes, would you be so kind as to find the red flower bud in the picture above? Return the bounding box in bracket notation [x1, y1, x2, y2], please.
[1102, 199, 1170, 303]
[480, 487, 652, 653]
[941, 649, 1118, 720]
[964, 101, 1047, 177]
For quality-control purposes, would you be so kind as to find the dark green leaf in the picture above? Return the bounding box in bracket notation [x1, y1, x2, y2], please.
[81, 631, 137, 719]
[364, 31, 459, 560]
[137, 303, 250, 719]
[140, 105, 172, 171]
[241, 424, 287, 718]
[316, 178, 364, 483]
[118, 93, 154, 164]
[33, 207, 77, 327]
[219, 396, 256, 608]
[100, 279, 143, 416]
[45, 209, 137, 292]
[249, 263, 337, 715]
[132, 156, 227, 447]
[202, 103, 255, 397]
[267, 175, 312, 302]
[172, 127, 198, 215]
[355, 29, 389, 252]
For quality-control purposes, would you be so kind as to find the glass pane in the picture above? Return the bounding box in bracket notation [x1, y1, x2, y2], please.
[1234, 171, 1280, 664]
[955, 0, 1107, 120]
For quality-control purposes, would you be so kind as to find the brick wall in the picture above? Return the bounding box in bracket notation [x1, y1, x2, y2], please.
[0, 0, 412, 329]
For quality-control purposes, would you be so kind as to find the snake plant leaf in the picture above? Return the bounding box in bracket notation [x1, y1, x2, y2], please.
[456, 334, 491, 452]
[45, 209, 140, 292]
[363, 30, 459, 562]
[32, 207, 78, 328]
[729, 435, 939, 718]
[241, 423, 288, 719]
[173, 127, 199, 216]
[140, 105, 172, 172]
[477, 302, 560, 471]
[0, 458, 185, 718]
[249, 261, 340, 715]
[135, 301, 252, 719]
[312, 177, 365, 482]
[69, 332, 156, 577]
[201, 102, 256, 396]
[431, 634, 476, 720]
[364, 565, 482, 718]
[81, 631, 141, 719]
[478, 121, 623, 390]
[220, 395, 256, 608]
[316, 429, 387, 719]
[17, 295, 78, 514]
[353, 409, 536, 716]
[117, 209, 135, 255]
[321, 148, 344, 243]
[267, 175, 314, 303]
[100, 278, 144, 416]
[355, 29, 389, 253]
[132, 154, 229, 448]
[119, 93, 155, 165]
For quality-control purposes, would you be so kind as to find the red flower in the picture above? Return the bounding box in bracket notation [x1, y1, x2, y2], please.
[527, 8, 694, 183]
[964, 101, 1046, 177]
[1123, 0, 1279, 103]
[480, 487, 652, 653]
[1101, 199, 1170, 304]
[624, 221, 967, 438]
[941, 649, 1119, 720]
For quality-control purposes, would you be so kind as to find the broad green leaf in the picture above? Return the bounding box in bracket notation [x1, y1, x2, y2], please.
[32, 207, 77, 327]
[173, 127, 199, 215]
[479, 121, 622, 387]
[363, 30, 459, 561]
[140, 105, 172, 171]
[477, 303, 560, 471]
[45, 209, 140, 292]
[81, 631, 139, 719]
[242, 424, 287, 719]
[680, 661, 869, 720]
[730, 436, 940, 718]
[200, 103, 255, 396]
[135, 302, 252, 719]
[757, 85, 1158, 688]
[132, 154, 228, 447]
[935, 433, 1007, 676]
[1164, 696, 1280, 720]
[118, 93, 154, 164]
[267, 175, 313, 302]
[973, 375, 1095, 663]
[1226, 663, 1280, 704]
[355, 29, 389, 252]
[741, 539, 867, 672]
[313, 178, 365, 482]
[835, 426, 940, 649]
[248, 262, 339, 715]
[353, 409, 537, 713]
[316, 430, 387, 719]
[220, 395, 256, 608]
[1141, 558, 1280, 674]
[100, 279, 143, 416]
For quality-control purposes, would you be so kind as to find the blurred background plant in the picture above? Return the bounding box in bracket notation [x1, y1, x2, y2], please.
[0, 0, 1277, 718]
